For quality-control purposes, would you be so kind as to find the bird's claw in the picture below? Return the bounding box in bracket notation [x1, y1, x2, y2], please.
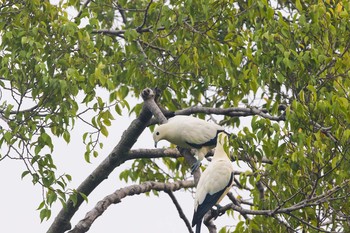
[191, 161, 201, 174]
[211, 204, 224, 219]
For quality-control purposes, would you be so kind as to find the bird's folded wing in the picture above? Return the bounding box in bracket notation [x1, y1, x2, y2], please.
[192, 172, 234, 227]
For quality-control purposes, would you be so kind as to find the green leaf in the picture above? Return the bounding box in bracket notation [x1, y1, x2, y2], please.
[70, 191, 78, 206]
[84, 150, 91, 163]
[3, 131, 12, 144]
[63, 131, 70, 143]
[100, 125, 108, 137]
[21, 170, 31, 179]
[79, 192, 88, 203]
[124, 29, 138, 41]
[295, 0, 303, 12]
[40, 208, 51, 222]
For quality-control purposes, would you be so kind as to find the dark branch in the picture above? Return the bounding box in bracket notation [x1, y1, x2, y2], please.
[76, 0, 92, 19]
[176, 106, 286, 121]
[166, 191, 194, 233]
[136, 0, 153, 33]
[126, 148, 272, 166]
[47, 88, 154, 233]
[146, 105, 286, 126]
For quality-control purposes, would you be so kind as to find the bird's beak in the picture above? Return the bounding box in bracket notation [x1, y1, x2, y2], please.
[154, 142, 158, 148]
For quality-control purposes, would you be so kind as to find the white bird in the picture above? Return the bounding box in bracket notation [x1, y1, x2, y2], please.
[153, 115, 226, 173]
[192, 132, 234, 233]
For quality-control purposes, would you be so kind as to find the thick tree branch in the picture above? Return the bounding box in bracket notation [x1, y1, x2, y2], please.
[47, 88, 155, 233]
[203, 214, 217, 233]
[176, 106, 286, 121]
[126, 148, 272, 164]
[146, 105, 286, 126]
[68, 180, 195, 233]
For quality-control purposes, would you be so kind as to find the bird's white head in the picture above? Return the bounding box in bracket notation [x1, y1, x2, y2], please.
[153, 125, 165, 148]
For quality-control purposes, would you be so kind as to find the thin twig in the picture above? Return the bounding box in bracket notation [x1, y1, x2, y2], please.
[136, 0, 153, 32]
[76, 0, 92, 19]
[166, 191, 194, 233]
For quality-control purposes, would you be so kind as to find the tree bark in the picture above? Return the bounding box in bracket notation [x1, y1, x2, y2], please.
[47, 88, 155, 233]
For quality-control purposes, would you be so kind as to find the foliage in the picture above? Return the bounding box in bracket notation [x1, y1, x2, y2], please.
[1, 0, 350, 232]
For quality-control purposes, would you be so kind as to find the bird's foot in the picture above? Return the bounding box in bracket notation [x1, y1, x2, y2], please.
[211, 204, 224, 219]
[191, 161, 202, 174]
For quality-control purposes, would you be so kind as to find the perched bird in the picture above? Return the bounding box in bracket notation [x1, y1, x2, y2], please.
[153, 115, 226, 173]
[192, 132, 234, 233]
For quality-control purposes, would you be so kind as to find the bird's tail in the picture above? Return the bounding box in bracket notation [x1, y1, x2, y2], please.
[195, 221, 202, 233]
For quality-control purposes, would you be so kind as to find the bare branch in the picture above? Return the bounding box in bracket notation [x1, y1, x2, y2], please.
[47, 88, 155, 233]
[312, 121, 339, 143]
[227, 192, 249, 220]
[136, 0, 153, 33]
[166, 190, 194, 233]
[116, 2, 127, 24]
[76, 0, 92, 19]
[126, 148, 272, 164]
[92, 26, 165, 38]
[68, 180, 195, 233]
[146, 105, 286, 126]
[92, 29, 125, 38]
[141, 88, 168, 124]
[203, 214, 217, 233]
[176, 106, 286, 121]
[204, 179, 350, 231]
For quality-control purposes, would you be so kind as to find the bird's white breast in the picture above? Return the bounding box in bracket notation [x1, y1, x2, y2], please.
[195, 159, 233, 207]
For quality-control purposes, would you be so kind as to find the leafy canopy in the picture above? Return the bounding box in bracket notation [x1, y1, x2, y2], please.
[0, 0, 350, 231]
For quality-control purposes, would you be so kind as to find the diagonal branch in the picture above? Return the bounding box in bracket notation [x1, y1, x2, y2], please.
[47, 88, 156, 233]
[136, 0, 153, 32]
[76, 0, 92, 19]
[203, 214, 217, 233]
[166, 190, 194, 233]
[68, 180, 195, 233]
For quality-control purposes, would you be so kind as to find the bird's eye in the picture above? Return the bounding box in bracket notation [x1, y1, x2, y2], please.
[156, 132, 160, 136]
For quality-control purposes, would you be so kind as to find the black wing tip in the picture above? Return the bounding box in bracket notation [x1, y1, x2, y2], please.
[192, 211, 198, 227]
[195, 222, 202, 233]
